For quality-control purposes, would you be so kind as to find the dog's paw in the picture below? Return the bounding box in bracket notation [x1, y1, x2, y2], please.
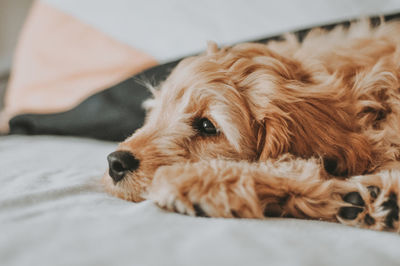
[146, 161, 264, 218]
[148, 186, 212, 218]
[338, 185, 399, 231]
[146, 172, 212, 217]
[147, 177, 197, 216]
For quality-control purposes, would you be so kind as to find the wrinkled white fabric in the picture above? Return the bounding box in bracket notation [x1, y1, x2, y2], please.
[1, 135, 400, 266]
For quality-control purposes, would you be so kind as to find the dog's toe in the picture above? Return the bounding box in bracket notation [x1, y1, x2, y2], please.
[367, 186, 380, 199]
[364, 214, 375, 225]
[382, 192, 399, 229]
[343, 191, 365, 206]
[338, 191, 365, 220]
[193, 203, 209, 217]
[338, 206, 363, 220]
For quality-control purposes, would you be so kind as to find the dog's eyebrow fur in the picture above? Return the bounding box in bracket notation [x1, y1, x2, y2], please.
[163, 76, 248, 153]
[209, 108, 242, 152]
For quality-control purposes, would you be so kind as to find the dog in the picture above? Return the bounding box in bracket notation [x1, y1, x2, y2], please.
[103, 19, 400, 232]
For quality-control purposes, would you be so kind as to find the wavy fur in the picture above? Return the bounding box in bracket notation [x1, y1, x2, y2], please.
[104, 20, 400, 232]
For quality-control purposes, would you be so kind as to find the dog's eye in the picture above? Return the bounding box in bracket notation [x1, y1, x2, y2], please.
[195, 118, 218, 135]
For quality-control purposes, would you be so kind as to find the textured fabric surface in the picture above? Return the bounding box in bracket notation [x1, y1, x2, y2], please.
[1, 135, 400, 266]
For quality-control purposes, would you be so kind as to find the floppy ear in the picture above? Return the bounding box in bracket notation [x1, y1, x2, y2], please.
[256, 114, 291, 161]
[254, 97, 374, 177]
[231, 43, 374, 176]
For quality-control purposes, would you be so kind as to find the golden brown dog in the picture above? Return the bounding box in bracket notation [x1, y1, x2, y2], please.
[103, 20, 400, 232]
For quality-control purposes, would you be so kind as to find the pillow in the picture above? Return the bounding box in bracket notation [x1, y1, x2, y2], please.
[2, 0, 400, 140]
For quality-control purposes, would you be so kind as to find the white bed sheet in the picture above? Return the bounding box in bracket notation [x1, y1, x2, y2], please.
[1, 135, 400, 266]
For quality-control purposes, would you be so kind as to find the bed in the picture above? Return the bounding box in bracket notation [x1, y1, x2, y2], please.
[1, 135, 400, 266]
[2, 1, 400, 265]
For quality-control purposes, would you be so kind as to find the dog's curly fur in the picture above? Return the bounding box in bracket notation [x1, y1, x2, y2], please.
[103, 19, 400, 232]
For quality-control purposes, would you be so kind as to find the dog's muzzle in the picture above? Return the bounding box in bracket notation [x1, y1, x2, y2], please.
[107, 151, 140, 183]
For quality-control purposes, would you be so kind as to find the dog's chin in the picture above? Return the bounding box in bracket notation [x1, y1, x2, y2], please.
[101, 172, 147, 202]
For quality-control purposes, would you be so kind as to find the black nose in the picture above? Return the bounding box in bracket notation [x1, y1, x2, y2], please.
[107, 151, 140, 183]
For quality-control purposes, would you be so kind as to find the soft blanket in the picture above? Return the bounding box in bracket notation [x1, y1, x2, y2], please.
[1, 135, 400, 266]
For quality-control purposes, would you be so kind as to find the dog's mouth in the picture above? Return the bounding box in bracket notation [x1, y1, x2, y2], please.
[102, 170, 150, 202]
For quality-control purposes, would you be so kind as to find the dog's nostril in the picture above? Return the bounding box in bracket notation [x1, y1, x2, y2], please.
[111, 161, 124, 172]
[107, 151, 140, 184]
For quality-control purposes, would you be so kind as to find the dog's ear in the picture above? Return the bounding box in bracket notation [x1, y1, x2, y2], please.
[283, 98, 374, 176]
[206, 41, 219, 55]
[254, 97, 374, 177]
[255, 115, 291, 161]
[231, 43, 374, 176]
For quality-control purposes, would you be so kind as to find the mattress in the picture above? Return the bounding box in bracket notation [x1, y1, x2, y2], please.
[1, 135, 400, 266]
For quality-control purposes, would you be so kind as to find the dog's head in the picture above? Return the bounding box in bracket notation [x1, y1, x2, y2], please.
[103, 41, 373, 202]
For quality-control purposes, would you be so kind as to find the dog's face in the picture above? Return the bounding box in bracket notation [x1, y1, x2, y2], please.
[103, 42, 374, 202]
[103, 44, 259, 202]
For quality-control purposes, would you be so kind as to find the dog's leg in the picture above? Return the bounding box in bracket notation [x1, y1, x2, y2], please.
[147, 158, 399, 232]
[147, 160, 265, 218]
[146, 157, 339, 219]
